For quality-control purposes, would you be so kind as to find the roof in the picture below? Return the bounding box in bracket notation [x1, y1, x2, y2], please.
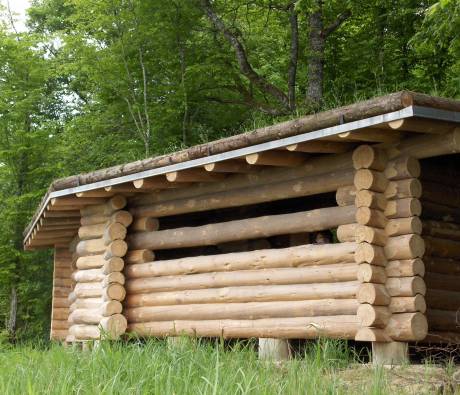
[23, 91, 460, 249]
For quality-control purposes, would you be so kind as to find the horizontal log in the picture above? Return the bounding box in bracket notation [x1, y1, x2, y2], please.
[78, 222, 126, 243]
[355, 327, 391, 342]
[76, 238, 105, 256]
[354, 243, 386, 266]
[385, 217, 422, 237]
[50, 329, 68, 340]
[103, 240, 128, 259]
[131, 217, 159, 232]
[125, 242, 357, 278]
[287, 140, 352, 154]
[389, 295, 426, 313]
[101, 272, 125, 287]
[74, 283, 126, 301]
[69, 302, 122, 324]
[422, 331, 460, 344]
[51, 197, 107, 207]
[127, 315, 359, 339]
[53, 307, 69, 321]
[352, 145, 388, 171]
[354, 169, 388, 193]
[245, 151, 306, 167]
[384, 234, 425, 260]
[422, 201, 460, 223]
[80, 210, 133, 227]
[128, 206, 356, 251]
[356, 207, 387, 228]
[80, 195, 127, 217]
[68, 324, 99, 340]
[336, 224, 360, 243]
[124, 249, 155, 265]
[103, 223, 126, 245]
[384, 198, 422, 219]
[51, 320, 69, 330]
[126, 264, 358, 294]
[166, 169, 224, 183]
[124, 281, 359, 307]
[385, 178, 422, 199]
[54, 286, 71, 298]
[357, 304, 390, 327]
[422, 181, 460, 208]
[424, 236, 460, 259]
[133, 177, 177, 190]
[44, 210, 80, 218]
[53, 297, 70, 308]
[355, 190, 387, 211]
[336, 185, 356, 206]
[386, 312, 428, 341]
[69, 314, 126, 339]
[388, 118, 458, 134]
[424, 257, 460, 275]
[426, 289, 460, 311]
[204, 160, 254, 173]
[386, 259, 425, 277]
[384, 156, 420, 180]
[357, 283, 390, 305]
[70, 297, 101, 312]
[76, 255, 123, 271]
[357, 264, 386, 283]
[337, 224, 387, 246]
[130, 168, 354, 218]
[54, 278, 72, 287]
[426, 309, 460, 332]
[126, 299, 358, 323]
[424, 272, 460, 292]
[386, 276, 426, 296]
[423, 220, 460, 241]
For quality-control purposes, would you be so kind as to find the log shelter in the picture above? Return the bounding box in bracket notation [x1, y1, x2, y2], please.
[24, 91, 460, 364]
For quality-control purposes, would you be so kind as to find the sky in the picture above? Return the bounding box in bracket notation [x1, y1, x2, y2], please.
[1, 0, 31, 32]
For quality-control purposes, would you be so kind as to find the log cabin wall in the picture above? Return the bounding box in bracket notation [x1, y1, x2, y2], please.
[124, 159, 362, 339]
[50, 247, 73, 341]
[64, 196, 130, 342]
[421, 156, 460, 344]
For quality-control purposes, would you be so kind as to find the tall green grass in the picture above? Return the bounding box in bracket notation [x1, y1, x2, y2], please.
[0, 338, 394, 394]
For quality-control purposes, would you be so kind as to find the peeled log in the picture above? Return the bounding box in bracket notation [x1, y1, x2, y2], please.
[53, 307, 69, 321]
[53, 297, 69, 308]
[80, 195, 127, 217]
[101, 272, 125, 287]
[128, 206, 356, 250]
[126, 264, 358, 294]
[389, 295, 426, 313]
[130, 168, 354, 218]
[357, 264, 386, 283]
[385, 312, 428, 341]
[124, 249, 155, 265]
[354, 243, 386, 266]
[124, 281, 360, 307]
[386, 259, 425, 277]
[80, 210, 133, 227]
[355, 190, 387, 211]
[69, 309, 102, 325]
[357, 304, 391, 327]
[131, 217, 159, 232]
[356, 207, 387, 228]
[76, 255, 123, 271]
[355, 327, 391, 342]
[385, 217, 422, 237]
[426, 309, 460, 332]
[384, 198, 421, 219]
[386, 276, 426, 296]
[126, 299, 358, 323]
[336, 186, 356, 206]
[354, 169, 388, 193]
[103, 223, 127, 245]
[384, 234, 425, 260]
[352, 145, 388, 171]
[337, 224, 360, 243]
[72, 268, 103, 283]
[69, 324, 100, 340]
[426, 289, 460, 311]
[385, 178, 422, 199]
[100, 314, 127, 338]
[125, 242, 357, 278]
[357, 283, 390, 305]
[384, 156, 420, 180]
[103, 240, 128, 259]
[127, 315, 359, 339]
[337, 224, 387, 246]
[76, 238, 106, 256]
[424, 237, 460, 259]
[423, 220, 460, 241]
[74, 282, 126, 301]
[424, 272, 460, 292]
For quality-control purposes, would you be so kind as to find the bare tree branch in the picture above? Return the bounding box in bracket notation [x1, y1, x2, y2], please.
[322, 9, 352, 38]
[200, 0, 290, 111]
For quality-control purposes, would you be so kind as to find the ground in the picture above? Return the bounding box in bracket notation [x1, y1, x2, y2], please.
[0, 339, 458, 394]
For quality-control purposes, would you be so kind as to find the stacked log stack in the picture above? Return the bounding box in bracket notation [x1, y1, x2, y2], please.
[66, 196, 130, 342]
[351, 145, 428, 344]
[421, 164, 460, 343]
[50, 248, 73, 341]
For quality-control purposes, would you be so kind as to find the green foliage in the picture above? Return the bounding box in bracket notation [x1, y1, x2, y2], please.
[0, 0, 458, 341]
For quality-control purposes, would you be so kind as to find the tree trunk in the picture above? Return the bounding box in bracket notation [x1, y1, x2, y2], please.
[307, 1, 325, 106]
[7, 287, 17, 341]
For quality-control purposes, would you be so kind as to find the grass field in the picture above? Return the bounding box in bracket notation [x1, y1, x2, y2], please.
[0, 338, 457, 394]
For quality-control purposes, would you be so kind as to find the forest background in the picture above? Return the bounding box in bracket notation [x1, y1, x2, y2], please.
[0, 0, 458, 342]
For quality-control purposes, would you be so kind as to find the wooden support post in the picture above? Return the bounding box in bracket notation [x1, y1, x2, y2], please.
[372, 342, 409, 365]
[258, 338, 290, 361]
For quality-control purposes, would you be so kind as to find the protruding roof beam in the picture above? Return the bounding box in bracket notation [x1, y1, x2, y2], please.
[166, 169, 225, 183]
[245, 151, 307, 167]
[286, 141, 353, 154]
[204, 160, 255, 173]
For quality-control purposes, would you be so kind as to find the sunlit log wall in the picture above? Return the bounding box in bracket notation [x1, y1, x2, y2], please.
[64, 196, 130, 342]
